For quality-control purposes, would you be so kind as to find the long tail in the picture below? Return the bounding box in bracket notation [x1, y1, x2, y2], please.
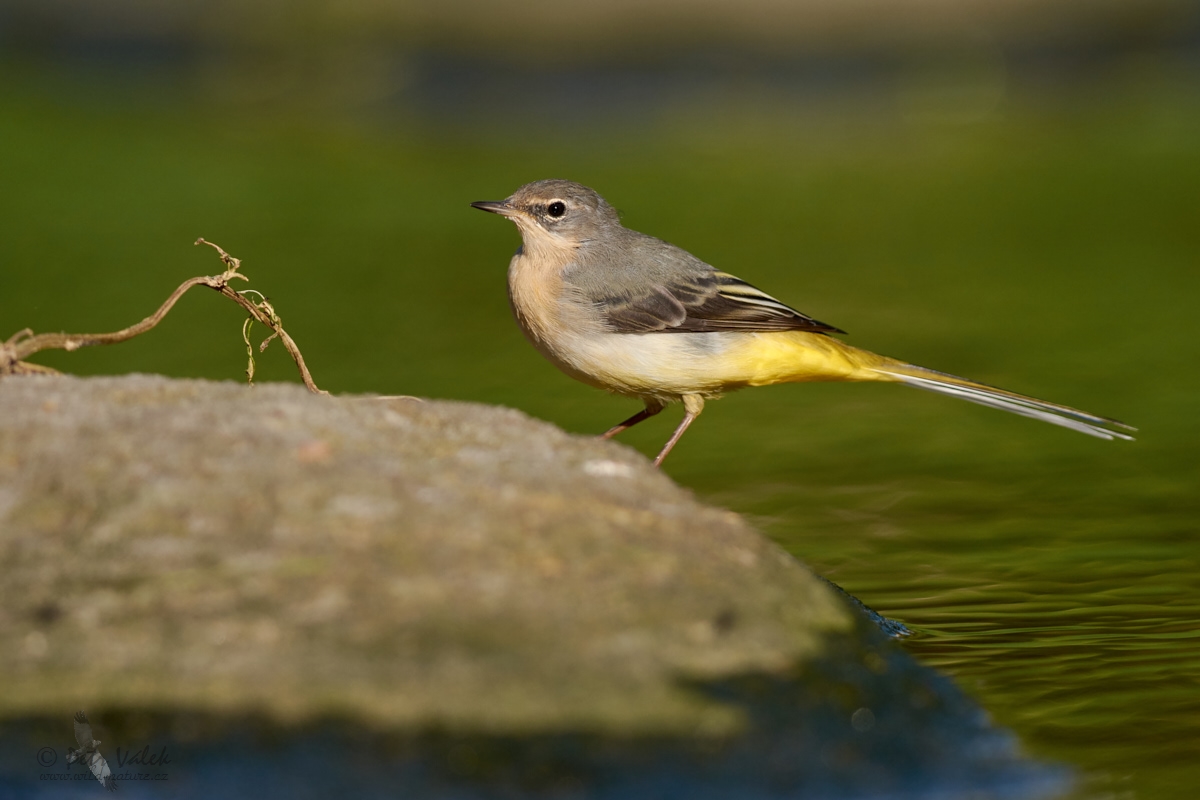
[870, 361, 1136, 441]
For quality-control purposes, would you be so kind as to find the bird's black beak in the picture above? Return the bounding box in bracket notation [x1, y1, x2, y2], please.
[471, 199, 515, 216]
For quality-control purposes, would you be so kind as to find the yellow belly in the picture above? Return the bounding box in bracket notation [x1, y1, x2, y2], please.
[553, 329, 898, 402]
[729, 331, 894, 387]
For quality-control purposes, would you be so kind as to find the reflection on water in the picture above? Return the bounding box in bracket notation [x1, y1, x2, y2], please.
[706, 467, 1200, 800]
[0, 636, 1074, 799]
[901, 577, 1200, 800]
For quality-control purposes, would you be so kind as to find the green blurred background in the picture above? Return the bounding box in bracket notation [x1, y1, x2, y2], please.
[1, 1, 1198, 798]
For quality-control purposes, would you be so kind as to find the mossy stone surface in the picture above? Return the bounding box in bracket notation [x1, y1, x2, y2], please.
[0, 374, 850, 733]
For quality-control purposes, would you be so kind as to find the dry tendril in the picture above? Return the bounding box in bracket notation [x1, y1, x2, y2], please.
[0, 239, 327, 394]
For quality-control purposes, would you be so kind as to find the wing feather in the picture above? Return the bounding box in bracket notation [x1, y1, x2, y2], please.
[597, 269, 844, 335]
[73, 711, 92, 749]
[87, 751, 116, 791]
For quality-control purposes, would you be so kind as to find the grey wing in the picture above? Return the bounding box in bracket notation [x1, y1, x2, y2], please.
[73, 711, 93, 749]
[86, 751, 116, 791]
[597, 269, 845, 335]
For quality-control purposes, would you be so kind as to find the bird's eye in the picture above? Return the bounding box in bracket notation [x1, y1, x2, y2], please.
[547, 201, 566, 218]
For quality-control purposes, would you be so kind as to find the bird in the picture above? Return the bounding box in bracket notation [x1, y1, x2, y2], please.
[66, 711, 116, 792]
[471, 179, 1134, 467]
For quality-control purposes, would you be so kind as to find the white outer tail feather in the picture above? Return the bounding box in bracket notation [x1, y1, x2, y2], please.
[876, 370, 1136, 441]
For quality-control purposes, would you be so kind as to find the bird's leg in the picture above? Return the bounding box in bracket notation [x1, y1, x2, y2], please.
[652, 395, 704, 467]
[602, 400, 666, 439]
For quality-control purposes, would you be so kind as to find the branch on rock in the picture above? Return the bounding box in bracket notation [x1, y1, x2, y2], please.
[0, 239, 327, 394]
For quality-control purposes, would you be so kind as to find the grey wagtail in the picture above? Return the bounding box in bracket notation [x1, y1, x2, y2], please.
[472, 179, 1134, 467]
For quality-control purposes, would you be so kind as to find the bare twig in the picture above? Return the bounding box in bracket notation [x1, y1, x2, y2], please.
[0, 239, 328, 394]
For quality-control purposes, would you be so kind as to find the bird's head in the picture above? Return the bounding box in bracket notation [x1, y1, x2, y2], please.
[472, 179, 620, 249]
